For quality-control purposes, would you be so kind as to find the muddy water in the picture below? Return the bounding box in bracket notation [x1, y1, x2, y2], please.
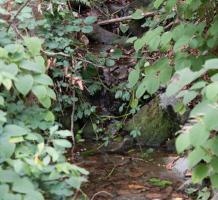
[77, 149, 191, 200]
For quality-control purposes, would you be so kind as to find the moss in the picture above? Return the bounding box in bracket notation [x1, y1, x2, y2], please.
[125, 97, 179, 146]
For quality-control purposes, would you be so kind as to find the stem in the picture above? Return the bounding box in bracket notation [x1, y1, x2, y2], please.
[97, 11, 156, 26]
[7, 0, 32, 31]
[71, 89, 76, 151]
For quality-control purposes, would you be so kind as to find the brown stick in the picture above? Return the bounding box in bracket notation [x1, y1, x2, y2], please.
[97, 11, 156, 26]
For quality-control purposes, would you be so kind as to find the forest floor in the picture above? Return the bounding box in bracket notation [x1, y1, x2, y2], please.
[73, 145, 192, 200]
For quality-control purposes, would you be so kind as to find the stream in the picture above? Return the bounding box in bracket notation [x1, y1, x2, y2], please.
[75, 146, 192, 200]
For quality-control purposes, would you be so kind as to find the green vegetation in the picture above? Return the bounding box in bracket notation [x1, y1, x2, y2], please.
[0, 0, 218, 199]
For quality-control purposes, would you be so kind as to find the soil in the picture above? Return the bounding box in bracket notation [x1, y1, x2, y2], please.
[76, 148, 192, 200]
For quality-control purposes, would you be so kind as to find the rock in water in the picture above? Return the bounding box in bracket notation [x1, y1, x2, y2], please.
[124, 97, 179, 147]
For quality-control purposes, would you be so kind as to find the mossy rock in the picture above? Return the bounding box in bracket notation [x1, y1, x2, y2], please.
[124, 97, 179, 147]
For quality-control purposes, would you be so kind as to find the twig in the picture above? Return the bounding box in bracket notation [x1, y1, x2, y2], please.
[7, 0, 32, 31]
[97, 11, 156, 26]
[71, 89, 76, 151]
[90, 191, 113, 200]
[41, 50, 106, 68]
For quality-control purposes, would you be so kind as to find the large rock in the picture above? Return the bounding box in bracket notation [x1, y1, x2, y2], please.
[124, 97, 179, 147]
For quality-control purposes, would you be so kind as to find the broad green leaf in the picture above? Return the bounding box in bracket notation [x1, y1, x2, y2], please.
[210, 157, 218, 173]
[131, 9, 144, 20]
[84, 16, 97, 24]
[204, 59, 218, 70]
[54, 130, 72, 138]
[173, 36, 190, 52]
[0, 170, 19, 183]
[53, 139, 72, 148]
[34, 74, 53, 86]
[154, 0, 164, 8]
[205, 82, 218, 101]
[210, 174, 218, 188]
[20, 60, 44, 73]
[44, 111, 55, 122]
[47, 88, 56, 100]
[4, 125, 28, 136]
[24, 37, 43, 56]
[183, 90, 198, 104]
[188, 147, 208, 168]
[176, 132, 191, 153]
[12, 177, 35, 194]
[81, 26, 93, 33]
[24, 191, 44, 200]
[0, 136, 15, 160]
[189, 123, 209, 147]
[32, 85, 47, 99]
[128, 69, 139, 87]
[38, 96, 51, 108]
[15, 74, 33, 96]
[160, 31, 172, 47]
[136, 79, 147, 98]
[190, 81, 206, 90]
[106, 59, 115, 67]
[46, 147, 59, 161]
[166, 68, 206, 96]
[66, 176, 87, 189]
[192, 163, 209, 183]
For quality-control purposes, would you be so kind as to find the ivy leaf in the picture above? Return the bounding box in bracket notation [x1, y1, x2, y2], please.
[128, 69, 139, 87]
[15, 74, 33, 96]
[131, 9, 144, 20]
[32, 85, 47, 99]
[24, 37, 43, 56]
[192, 163, 209, 183]
[188, 147, 208, 168]
[173, 36, 190, 52]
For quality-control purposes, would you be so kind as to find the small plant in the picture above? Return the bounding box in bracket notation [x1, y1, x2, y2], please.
[148, 178, 172, 188]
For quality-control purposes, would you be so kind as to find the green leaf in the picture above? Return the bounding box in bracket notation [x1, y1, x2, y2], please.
[210, 174, 218, 188]
[0, 136, 15, 160]
[4, 125, 28, 136]
[210, 157, 218, 173]
[188, 147, 207, 168]
[190, 81, 206, 90]
[192, 163, 209, 183]
[154, 0, 164, 8]
[106, 59, 115, 67]
[81, 26, 93, 33]
[176, 132, 191, 153]
[204, 59, 218, 70]
[131, 9, 144, 20]
[205, 82, 218, 101]
[34, 74, 53, 86]
[20, 60, 44, 73]
[166, 68, 206, 96]
[183, 90, 198, 104]
[0, 170, 19, 183]
[12, 177, 35, 194]
[24, 37, 43, 56]
[44, 111, 55, 122]
[84, 16, 97, 24]
[173, 36, 190, 52]
[32, 85, 47, 99]
[54, 130, 72, 138]
[24, 191, 44, 200]
[160, 31, 172, 47]
[128, 69, 139, 87]
[38, 96, 51, 108]
[15, 74, 33, 96]
[189, 123, 209, 147]
[136, 79, 147, 98]
[66, 176, 87, 189]
[53, 139, 72, 148]
[120, 23, 129, 33]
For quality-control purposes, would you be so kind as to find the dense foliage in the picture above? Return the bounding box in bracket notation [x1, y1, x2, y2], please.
[129, 0, 218, 188]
